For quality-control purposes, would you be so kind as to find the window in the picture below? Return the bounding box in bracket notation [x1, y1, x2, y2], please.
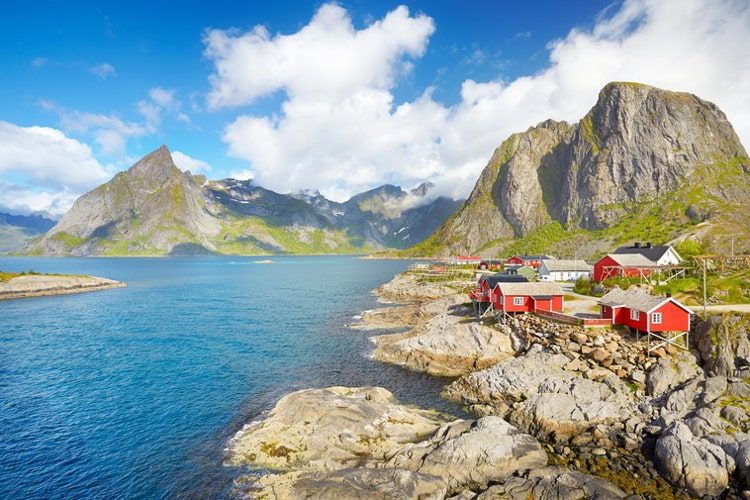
[630, 309, 640, 321]
[513, 297, 524, 306]
[652, 312, 662, 324]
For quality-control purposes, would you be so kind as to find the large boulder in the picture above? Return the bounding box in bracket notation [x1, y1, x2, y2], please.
[372, 302, 513, 377]
[226, 387, 446, 471]
[476, 467, 628, 499]
[444, 353, 636, 439]
[442, 353, 574, 409]
[693, 315, 750, 377]
[250, 467, 448, 500]
[646, 352, 702, 396]
[512, 377, 631, 439]
[654, 422, 735, 497]
[387, 417, 547, 493]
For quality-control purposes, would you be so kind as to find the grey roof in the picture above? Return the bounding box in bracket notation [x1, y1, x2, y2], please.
[483, 274, 529, 287]
[606, 253, 658, 267]
[597, 287, 667, 312]
[541, 259, 592, 272]
[614, 244, 675, 262]
[496, 282, 564, 296]
[514, 255, 551, 260]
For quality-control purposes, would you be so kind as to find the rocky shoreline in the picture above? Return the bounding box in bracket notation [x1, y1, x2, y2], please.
[227, 269, 750, 498]
[0, 274, 125, 300]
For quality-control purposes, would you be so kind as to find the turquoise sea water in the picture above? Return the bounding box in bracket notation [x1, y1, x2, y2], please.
[0, 256, 462, 499]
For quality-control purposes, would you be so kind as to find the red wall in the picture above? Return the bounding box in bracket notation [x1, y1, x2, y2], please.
[507, 256, 524, 266]
[593, 256, 654, 282]
[495, 294, 563, 313]
[593, 255, 620, 282]
[651, 301, 690, 332]
[609, 301, 690, 333]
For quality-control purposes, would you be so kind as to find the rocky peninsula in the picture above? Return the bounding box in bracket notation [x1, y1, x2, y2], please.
[227, 268, 750, 498]
[0, 272, 125, 300]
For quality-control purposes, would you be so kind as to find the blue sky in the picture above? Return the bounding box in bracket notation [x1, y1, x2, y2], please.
[1, 0, 749, 216]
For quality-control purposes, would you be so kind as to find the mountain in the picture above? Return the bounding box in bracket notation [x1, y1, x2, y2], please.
[26, 146, 462, 256]
[0, 212, 56, 254]
[408, 82, 750, 257]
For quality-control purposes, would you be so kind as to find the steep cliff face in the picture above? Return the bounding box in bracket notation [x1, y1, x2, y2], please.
[413, 82, 750, 256]
[28, 146, 462, 256]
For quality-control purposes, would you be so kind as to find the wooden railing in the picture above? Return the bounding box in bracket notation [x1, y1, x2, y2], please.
[535, 309, 612, 327]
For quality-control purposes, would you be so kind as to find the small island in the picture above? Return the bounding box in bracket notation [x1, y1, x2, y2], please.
[0, 270, 125, 300]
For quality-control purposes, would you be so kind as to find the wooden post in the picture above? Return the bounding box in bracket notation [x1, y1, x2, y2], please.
[702, 260, 707, 318]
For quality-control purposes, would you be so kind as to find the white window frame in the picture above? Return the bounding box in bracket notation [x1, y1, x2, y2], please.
[652, 312, 662, 324]
[513, 297, 524, 306]
[630, 309, 640, 321]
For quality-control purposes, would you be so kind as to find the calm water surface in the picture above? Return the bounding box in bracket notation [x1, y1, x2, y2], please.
[0, 256, 462, 499]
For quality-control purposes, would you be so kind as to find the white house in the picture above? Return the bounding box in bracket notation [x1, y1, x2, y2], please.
[539, 259, 592, 281]
[612, 242, 682, 266]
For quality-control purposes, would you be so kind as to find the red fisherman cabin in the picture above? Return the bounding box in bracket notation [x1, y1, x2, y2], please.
[494, 282, 564, 314]
[469, 273, 528, 305]
[506, 255, 549, 270]
[593, 253, 658, 282]
[597, 288, 691, 334]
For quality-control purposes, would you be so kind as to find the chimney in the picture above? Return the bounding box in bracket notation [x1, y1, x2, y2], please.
[646, 242, 652, 248]
[634, 242, 641, 248]
[666, 292, 672, 298]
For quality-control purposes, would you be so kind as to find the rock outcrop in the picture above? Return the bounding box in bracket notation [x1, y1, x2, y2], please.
[475, 467, 628, 499]
[0, 273, 125, 300]
[411, 82, 750, 256]
[229, 386, 559, 498]
[372, 299, 513, 376]
[694, 314, 750, 377]
[443, 352, 636, 440]
[227, 387, 445, 471]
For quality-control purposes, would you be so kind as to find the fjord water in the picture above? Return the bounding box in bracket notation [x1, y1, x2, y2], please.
[0, 256, 459, 499]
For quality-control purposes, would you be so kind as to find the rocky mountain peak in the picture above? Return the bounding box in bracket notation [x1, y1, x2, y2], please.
[410, 182, 435, 197]
[127, 145, 182, 184]
[410, 82, 750, 257]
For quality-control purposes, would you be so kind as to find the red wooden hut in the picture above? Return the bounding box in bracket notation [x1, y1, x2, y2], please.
[593, 253, 658, 282]
[506, 255, 549, 269]
[493, 282, 564, 314]
[597, 288, 691, 334]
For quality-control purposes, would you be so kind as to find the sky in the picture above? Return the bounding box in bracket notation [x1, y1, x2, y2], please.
[1, 0, 749, 217]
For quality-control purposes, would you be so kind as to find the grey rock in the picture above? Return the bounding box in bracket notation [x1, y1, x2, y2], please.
[654, 422, 735, 497]
[387, 416, 547, 494]
[475, 466, 627, 499]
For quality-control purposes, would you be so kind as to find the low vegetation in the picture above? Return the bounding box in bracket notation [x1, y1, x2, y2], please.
[574, 268, 750, 305]
[0, 270, 42, 282]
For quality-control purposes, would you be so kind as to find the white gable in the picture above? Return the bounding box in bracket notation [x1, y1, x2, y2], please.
[656, 246, 682, 266]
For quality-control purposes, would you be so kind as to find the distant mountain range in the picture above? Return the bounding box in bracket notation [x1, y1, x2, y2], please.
[405, 82, 750, 258]
[24, 146, 462, 256]
[0, 212, 56, 254]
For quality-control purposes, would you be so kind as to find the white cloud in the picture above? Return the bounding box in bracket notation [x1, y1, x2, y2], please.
[227, 169, 254, 181]
[172, 150, 212, 173]
[44, 87, 190, 156]
[204, 3, 435, 108]
[56, 107, 150, 155]
[207, 0, 750, 201]
[0, 182, 78, 218]
[89, 63, 116, 79]
[148, 87, 176, 109]
[0, 122, 110, 216]
[0, 121, 108, 189]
